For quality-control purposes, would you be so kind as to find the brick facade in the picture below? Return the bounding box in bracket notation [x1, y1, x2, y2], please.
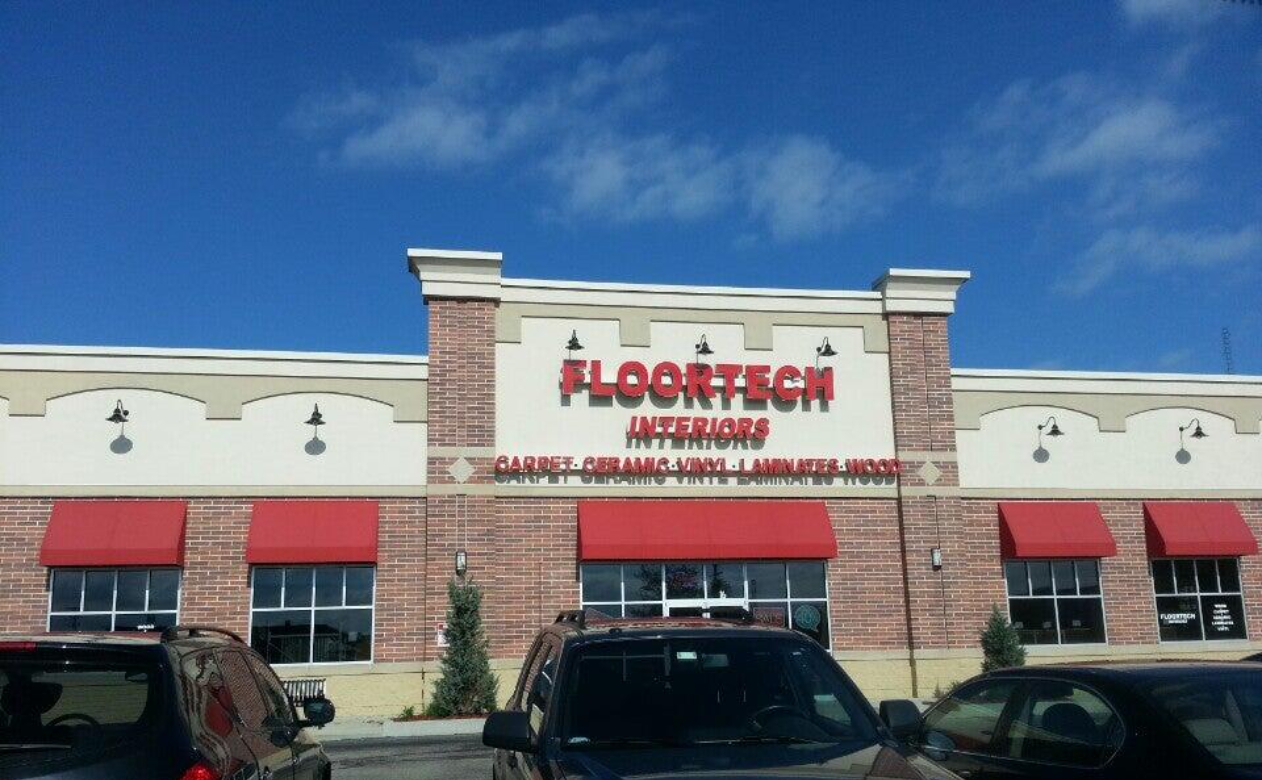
[0, 497, 427, 663]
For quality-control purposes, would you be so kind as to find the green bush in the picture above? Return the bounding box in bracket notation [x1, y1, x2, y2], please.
[425, 579, 499, 717]
[980, 604, 1026, 672]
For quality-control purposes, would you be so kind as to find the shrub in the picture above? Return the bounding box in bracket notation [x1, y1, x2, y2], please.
[425, 579, 499, 717]
[980, 604, 1026, 672]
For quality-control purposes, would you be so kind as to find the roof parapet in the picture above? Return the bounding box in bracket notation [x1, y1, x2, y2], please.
[872, 268, 971, 315]
[406, 247, 503, 302]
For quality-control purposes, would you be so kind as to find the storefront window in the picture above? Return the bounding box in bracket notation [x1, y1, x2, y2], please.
[250, 565, 375, 664]
[578, 561, 831, 647]
[1152, 558, 1247, 642]
[47, 568, 181, 632]
[1004, 559, 1106, 645]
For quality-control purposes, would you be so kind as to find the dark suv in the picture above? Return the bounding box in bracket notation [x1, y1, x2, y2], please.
[0, 626, 335, 780]
[482, 610, 959, 780]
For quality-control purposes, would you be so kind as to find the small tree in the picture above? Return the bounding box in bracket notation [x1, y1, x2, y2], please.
[980, 604, 1026, 672]
[426, 579, 499, 717]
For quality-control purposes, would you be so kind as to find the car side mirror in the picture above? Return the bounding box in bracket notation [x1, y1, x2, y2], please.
[299, 697, 336, 728]
[879, 699, 922, 741]
[483, 710, 536, 754]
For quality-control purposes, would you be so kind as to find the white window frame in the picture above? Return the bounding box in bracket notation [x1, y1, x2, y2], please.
[248, 565, 377, 666]
[578, 560, 832, 647]
[46, 567, 182, 632]
[1003, 558, 1109, 646]
[1150, 557, 1248, 643]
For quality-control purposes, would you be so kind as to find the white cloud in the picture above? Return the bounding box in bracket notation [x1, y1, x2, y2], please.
[1058, 224, 1261, 296]
[743, 136, 903, 240]
[543, 133, 735, 222]
[936, 73, 1220, 219]
[294, 13, 899, 241]
[1120, 0, 1228, 27]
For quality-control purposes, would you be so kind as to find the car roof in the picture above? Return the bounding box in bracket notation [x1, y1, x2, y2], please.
[0, 630, 240, 653]
[984, 661, 1262, 683]
[544, 617, 812, 645]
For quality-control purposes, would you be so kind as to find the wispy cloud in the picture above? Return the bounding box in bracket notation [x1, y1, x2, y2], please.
[1120, 0, 1231, 27]
[291, 13, 901, 241]
[936, 73, 1221, 218]
[1058, 224, 1261, 296]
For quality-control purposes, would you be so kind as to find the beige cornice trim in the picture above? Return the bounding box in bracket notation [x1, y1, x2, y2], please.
[491, 484, 900, 498]
[959, 487, 1262, 500]
[0, 371, 427, 422]
[497, 303, 889, 353]
[897, 450, 958, 462]
[953, 390, 1262, 434]
[429, 446, 496, 458]
[0, 485, 428, 498]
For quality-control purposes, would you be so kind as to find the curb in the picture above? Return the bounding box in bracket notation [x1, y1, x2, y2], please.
[320, 717, 486, 742]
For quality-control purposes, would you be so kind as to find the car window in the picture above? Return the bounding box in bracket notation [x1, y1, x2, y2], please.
[181, 650, 239, 736]
[1005, 680, 1124, 767]
[244, 652, 296, 728]
[525, 641, 559, 736]
[0, 650, 161, 773]
[510, 637, 546, 711]
[921, 680, 1020, 756]
[217, 650, 276, 732]
[556, 635, 878, 748]
[1143, 672, 1262, 767]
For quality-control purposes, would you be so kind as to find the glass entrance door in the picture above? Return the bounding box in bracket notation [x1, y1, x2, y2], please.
[663, 562, 748, 617]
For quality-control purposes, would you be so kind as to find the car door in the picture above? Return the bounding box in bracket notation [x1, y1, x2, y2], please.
[243, 651, 327, 780]
[981, 679, 1126, 780]
[217, 648, 298, 780]
[915, 678, 1023, 779]
[497, 636, 559, 780]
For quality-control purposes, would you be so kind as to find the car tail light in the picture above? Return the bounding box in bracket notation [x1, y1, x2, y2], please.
[0, 641, 37, 651]
[179, 762, 220, 780]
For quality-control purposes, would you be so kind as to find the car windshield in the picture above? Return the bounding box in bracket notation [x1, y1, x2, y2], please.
[1142, 671, 1262, 767]
[557, 635, 879, 749]
[0, 649, 162, 770]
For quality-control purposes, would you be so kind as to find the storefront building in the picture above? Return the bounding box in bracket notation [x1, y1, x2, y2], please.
[2, 248, 1260, 717]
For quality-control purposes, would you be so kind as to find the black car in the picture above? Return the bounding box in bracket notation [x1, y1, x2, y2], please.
[0, 626, 336, 780]
[482, 610, 960, 780]
[1246, 652, 1262, 663]
[882, 662, 1262, 780]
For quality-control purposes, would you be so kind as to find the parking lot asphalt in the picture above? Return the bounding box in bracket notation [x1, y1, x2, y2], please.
[327, 735, 492, 780]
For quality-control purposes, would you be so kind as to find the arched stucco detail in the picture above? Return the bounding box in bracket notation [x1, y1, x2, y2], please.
[955, 391, 1262, 434]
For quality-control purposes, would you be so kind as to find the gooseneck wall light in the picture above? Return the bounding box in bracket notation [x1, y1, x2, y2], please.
[1176, 418, 1208, 464]
[694, 334, 714, 365]
[1033, 415, 1064, 463]
[107, 399, 132, 454]
[565, 329, 583, 361]
[304, 403, 327, 456]
[815, 337, 837, 374]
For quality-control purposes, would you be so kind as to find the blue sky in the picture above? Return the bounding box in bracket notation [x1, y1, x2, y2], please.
[2, 1, 1260, 373]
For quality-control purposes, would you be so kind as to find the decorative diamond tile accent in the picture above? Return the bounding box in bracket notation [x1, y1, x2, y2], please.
[917, 460, 942, 486]
[447, 457, 475, 484]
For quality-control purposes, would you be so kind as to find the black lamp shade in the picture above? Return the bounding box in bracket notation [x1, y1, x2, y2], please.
[1047, 423, 1063, 437]
[1191, 424, 1207, 439]
[695, 336, 714, 356]
[305, 404, 325, 427]
[106, 401, 129, 424]
[817, 338, 837, 358]
[565, 330, 583, 352]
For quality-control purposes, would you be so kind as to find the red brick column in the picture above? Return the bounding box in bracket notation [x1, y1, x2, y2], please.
[423, 298, 499, 660]
[0, 498, 53, 632]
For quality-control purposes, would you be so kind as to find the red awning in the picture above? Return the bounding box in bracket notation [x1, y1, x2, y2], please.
[577, 500, 837, 561]
[998, 502, 1117, 559]
[40, 501, 188, 567]
[246, 501, 379, 564]
[1144, 502, 1258, 558]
